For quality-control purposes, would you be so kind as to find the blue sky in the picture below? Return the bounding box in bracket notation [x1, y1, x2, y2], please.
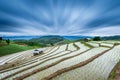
[0, 0, 120, 36]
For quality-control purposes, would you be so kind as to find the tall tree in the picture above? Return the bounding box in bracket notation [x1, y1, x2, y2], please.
[6, 39, 10, 45]
[0, 37, 2, 43]
[93, 36, 101, 41]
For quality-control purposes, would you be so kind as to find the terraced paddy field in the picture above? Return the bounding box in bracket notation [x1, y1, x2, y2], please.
[0, 41, 120, 80]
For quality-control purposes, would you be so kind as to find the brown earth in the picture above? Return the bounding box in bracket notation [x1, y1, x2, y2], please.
[109, 62, 120, 80]
[115, 65, 120, 80]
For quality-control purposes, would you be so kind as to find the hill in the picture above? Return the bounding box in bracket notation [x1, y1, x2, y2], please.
[63, 36, 92, 40]
[102, 35, 120, 40]
[30, 35, 65, 46]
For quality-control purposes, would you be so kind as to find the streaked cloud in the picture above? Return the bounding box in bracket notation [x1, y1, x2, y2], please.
[0, 0, 120, 36]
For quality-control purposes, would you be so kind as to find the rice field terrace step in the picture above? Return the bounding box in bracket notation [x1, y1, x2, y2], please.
[41, 46, 115, 80]
[52, 45, 120, 80]
[16, 45, 66, 67]
[0, 50, 35, 70]
[0, 49, 35, 65]
[0, 47, 52, 71]
[0, 43, 89, 80]
[0, 47, 47, 65]
[13, 48, 91, 80]
[73, 43, 80, 50]
[19, 46, 60, 64]
[0, 50, 74, 80]
[80, 42, 94, 48]
[13, 46, 109, 80]
[67, 43, 77, 51]
[0, 45, 61, 72]
[43, 47, 54, 53]
[91, 41, 114, 48]
[86, 42, 99, 47]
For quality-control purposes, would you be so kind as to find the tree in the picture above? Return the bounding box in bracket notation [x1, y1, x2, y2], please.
[50, 43, 54, 46]
[6, 39, 10, 45]
[0, 37, 2, 43]
[93, 36, 101, 41]
[84, 38, 89, 42]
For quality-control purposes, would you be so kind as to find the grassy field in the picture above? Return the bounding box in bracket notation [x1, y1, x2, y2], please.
[0, 43, 34, 57]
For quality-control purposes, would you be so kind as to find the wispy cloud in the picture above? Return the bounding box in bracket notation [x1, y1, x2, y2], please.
[0, 0, 120, 36]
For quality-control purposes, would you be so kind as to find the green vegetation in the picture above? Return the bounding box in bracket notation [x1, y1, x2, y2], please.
[63, 40, 74, 44]
[30, 35, 65, 46]
[73, 43, 80, 50]
[1, 35, 119, 57]
[0, 43, 34, 56]
[6, 39, 10, 45]
[81, 41, 94, 48]
[93, 36, 101, 41]
[14, 40, 41, 47]
[0, 36, 67, 56]
[0, 36, 2, 42]
[109, 70, 116, 80]
[13, 36, 66, 47]
[100, 45, 111, 48]
[102, 35, 120, 40]
[108, 60, 120, 80]
[0, 40, 7, 46]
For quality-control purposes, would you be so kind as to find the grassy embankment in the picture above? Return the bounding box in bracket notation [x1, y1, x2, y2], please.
[0, 41, 34, 57]
[108, 60, 120, 80]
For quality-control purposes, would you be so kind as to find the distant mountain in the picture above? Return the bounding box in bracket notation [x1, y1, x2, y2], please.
[2, 36, 40, 40]
[2, 35, 93, 40]
[62, 36, 92, 40]
[102, 35, 120, 40]
[3, 35, 120, 41]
